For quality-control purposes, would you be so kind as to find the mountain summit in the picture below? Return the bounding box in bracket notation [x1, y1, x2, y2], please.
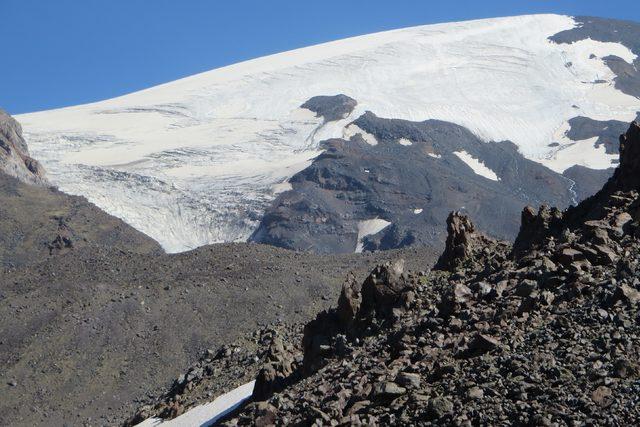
[17, 15, 640, 253]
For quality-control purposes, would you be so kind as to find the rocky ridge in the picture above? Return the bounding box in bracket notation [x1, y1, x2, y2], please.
[0, 109, 46, 186]
[252, 112, 585, 254]
[211, 121, 640, 425]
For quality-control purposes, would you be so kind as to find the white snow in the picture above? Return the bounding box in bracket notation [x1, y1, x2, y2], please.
[540, 121, 619, 172]
[16, 14, 640, 252]
[271, 181, 293, 194]
[398, 138, 413, 146]
[543, 139, 618, 172]
[355, 218, 392, 253]
[413, 208, 423, 214]
[453, 151, 500, 181]
[428, 152, 442, 159]
[344, 123, 378, 146]
[136, 381, 255, 427]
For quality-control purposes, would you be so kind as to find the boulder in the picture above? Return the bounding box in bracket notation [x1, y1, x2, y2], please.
[360, 259, 411, 319]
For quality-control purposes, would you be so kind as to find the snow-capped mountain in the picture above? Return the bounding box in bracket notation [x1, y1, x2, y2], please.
[16, 14, 640, 253]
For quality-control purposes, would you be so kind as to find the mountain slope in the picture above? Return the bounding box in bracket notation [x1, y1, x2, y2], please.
[0, 110, 441, 426]
[0, 172, 162, 267]
[17, 14, 640, 253]
[0, 110, 162, 266]
[188, 120, 640, 426]
[0, 241, 439, 426]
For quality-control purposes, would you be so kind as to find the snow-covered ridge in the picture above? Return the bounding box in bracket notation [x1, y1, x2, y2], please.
[16, 14, 640, 252]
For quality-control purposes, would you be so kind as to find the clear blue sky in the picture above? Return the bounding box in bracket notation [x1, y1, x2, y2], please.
[1, 0, 638, 114]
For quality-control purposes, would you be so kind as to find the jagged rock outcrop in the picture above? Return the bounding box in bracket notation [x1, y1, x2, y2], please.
[222, 121, 640, 425]
[300, 259, 419, 376]
[512, 205, 565, 257]
[607, 121, 640, 191]
[434, 211, 510, 273]
[0, 109, 46, 185]
[252, 336, 297, 401]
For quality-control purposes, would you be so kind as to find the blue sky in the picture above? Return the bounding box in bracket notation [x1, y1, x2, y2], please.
[1, 0, 638, 114]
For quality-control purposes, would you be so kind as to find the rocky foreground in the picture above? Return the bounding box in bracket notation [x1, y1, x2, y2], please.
[139, 121, 640, 425]
[0, 107, 442, 426]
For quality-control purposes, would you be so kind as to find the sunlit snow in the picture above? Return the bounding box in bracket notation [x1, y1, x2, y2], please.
[136, 381, 255, 427]
[17, 15, 640, 252]
[344, 123, 378, 146]
[453, 151, 500, 181]
[355, 218, 392, 253]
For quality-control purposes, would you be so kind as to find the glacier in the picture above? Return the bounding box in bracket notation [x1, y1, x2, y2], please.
[16, 14, 640, 252]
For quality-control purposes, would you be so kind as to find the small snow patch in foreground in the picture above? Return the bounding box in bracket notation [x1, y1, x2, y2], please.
[136, 381, 255, 427]
[398, 138, 413, 146]
[453, 151, 500, 181]
[413, 208, 423, 214]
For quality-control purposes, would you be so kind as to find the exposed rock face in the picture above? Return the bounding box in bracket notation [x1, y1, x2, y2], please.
[0, 109, 46, 185]
[222, 121, 640, 425]
[512, 205, 564, 257]
[434, 211, 509, 272]
[435, 212, 477, 270]
[252, 112, 577, 254]
[611, 121, 640, 191]
[252, 336, 297, 401]
[300, 94, 357, 122]
[301, 259, 417, 375]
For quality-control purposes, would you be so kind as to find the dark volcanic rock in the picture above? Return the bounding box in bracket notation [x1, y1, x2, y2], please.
[221, 119, 640, 426]
[512, 205, 564, 257]
[301, 94, 357, 122]
[252, 112, 576, 254]
[563, 165, 615, 202]
[252, 335, 297, 401]
[435, 211, 500, 272]
[565, 115, 640, 155]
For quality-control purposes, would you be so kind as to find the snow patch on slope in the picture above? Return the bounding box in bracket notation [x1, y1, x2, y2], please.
[355, 219, 392, 253]
[541, 121, 618, 172]
[344, 124, 378, 146]
[271, 181, 293, 194]
[136, 381, 255, 427]
[453, 151, 500, 181]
